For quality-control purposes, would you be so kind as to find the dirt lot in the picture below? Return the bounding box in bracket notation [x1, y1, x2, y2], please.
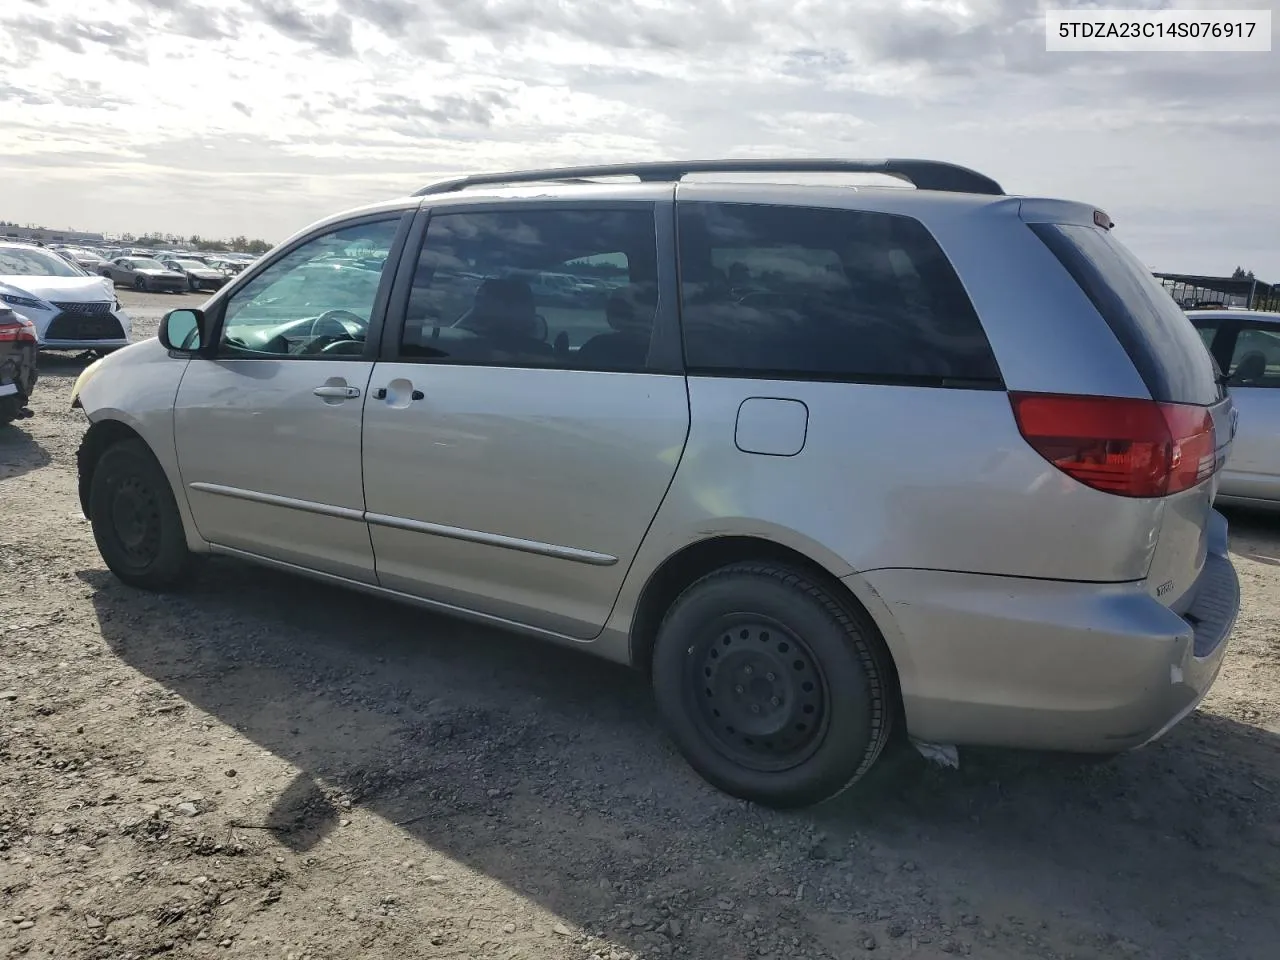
[2, 289, 1279, 960]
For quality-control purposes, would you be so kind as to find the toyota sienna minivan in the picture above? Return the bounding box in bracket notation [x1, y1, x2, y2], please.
[72, 159, 1240, 807]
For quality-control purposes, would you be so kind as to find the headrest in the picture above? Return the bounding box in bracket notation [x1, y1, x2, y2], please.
[605, 284, 657, 334]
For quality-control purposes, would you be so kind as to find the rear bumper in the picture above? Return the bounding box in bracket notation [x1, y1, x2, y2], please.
[857, 512, 1239, 753]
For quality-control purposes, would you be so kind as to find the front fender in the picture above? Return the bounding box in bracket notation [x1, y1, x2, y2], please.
[77, 340, 206, 552]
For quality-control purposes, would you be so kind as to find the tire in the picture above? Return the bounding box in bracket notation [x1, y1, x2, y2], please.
[88, 439, 202, 591]
[134, 276, 147, 292]
[652, 563, 893, 808]
[0, 395, 23, 426]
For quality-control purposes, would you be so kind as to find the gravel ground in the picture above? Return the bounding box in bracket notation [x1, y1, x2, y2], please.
[2, 289, 1279, 960]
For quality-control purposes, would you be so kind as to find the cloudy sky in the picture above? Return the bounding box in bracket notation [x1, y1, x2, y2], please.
[1, 0, 1276, 276]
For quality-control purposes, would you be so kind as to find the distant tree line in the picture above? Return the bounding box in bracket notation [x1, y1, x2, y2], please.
[116, 232, 273, 255]
[0, 220, 272, 255]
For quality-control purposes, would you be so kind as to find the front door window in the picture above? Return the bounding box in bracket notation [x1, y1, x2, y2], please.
[218, 219, 400, 359]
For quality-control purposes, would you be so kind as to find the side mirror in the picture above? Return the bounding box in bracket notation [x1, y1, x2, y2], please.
[159, 308, 206, 354]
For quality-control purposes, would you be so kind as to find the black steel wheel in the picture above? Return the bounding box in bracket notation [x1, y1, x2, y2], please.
[107, 472, 162, 565]
[88, 439, 203, 590]
[652, 563, 893, 808]
[689, 616, 829, 772]
[134, 275, 147, 292]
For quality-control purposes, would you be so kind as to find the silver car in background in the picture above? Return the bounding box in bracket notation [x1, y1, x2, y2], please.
[71, 159, 1240, 808]
[1189, 309, 1280, 509]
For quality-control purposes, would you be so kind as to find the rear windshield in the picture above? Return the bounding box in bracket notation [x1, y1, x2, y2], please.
[1030, 223, 1222, 405]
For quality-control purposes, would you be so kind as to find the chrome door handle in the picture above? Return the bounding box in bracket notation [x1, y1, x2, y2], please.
[313, 385, 361, 399]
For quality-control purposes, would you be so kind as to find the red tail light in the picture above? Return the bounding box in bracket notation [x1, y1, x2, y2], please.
[1009, 392, 1217, 498]
[0, 315, 37, 344]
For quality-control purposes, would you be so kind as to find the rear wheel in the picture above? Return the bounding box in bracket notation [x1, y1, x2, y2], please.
[88, 439, 202, 590]
[652, 563, 893, 808]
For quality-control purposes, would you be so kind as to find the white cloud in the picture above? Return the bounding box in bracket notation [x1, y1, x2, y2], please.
[0, 0, 1276, 276]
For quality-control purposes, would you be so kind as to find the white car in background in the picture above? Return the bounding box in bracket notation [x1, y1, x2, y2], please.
[0, 241, 133, 352]
[55, 246, 111, 272]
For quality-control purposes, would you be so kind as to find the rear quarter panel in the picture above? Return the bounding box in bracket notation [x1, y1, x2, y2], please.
[605, 377, 1167, 657]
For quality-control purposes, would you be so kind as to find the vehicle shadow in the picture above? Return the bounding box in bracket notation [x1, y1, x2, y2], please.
[81, 559, 1280, 960]
[0, 421, 52, 479]
[34, 350, 102, 372]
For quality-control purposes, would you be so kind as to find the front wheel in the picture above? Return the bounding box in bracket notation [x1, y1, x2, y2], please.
[88, 439, 203, 590]
[0, 395, 26, 426]
[134, 276, 147, 292]
[652, 563, 894, 808]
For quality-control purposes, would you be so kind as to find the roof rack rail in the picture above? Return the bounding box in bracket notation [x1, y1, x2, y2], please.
[414, 158, 1004, 198]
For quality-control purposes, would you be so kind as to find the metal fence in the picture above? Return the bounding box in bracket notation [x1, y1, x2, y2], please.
[1155, 272, 1278, 312]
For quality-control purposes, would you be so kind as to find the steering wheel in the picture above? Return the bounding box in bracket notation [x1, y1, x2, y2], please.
[295, 334, 348, 355]
[296, 310, 367, 355]
[309, 309, 366, 338]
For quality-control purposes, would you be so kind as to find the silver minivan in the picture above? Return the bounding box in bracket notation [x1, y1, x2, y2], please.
[72, 160, 1240, 807]
[1189, 309, 1280, 509]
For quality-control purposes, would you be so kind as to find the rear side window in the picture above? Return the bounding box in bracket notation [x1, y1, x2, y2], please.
[1029, 223, 1222, 405]
[1228, 324, 1280, 387]
[676, 202, 1001, 385]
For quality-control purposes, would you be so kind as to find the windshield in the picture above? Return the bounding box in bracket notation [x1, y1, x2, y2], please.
[174, 260, 206, 270]
[131, 259, 167, 271]
[0, 246, 88, 278]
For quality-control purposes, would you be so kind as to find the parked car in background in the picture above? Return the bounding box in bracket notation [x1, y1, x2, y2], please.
[1189, 309, 1280, 509]
[206, 257, 251, 276]
[101, 256, 188, 293]
[0, 303, 38, 424]
[56, 247, 110, 272]
[0, 241, 132, 352]
[163, 258, 229, 292]
[72, 159, 1239, 808]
